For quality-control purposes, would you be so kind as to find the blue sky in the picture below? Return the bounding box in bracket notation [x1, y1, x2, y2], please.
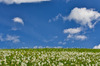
[0, 0, 100, 49]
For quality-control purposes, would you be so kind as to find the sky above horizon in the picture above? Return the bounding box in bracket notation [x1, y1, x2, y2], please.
[0, 0, 100, 49]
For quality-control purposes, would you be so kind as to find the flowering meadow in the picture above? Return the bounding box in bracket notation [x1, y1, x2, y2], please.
[0, 48, 100, 66]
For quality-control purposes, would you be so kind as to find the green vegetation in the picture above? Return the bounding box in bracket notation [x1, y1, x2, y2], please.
[0, 48, 100, 66]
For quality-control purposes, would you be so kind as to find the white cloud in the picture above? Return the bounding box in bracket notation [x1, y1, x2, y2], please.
[63, 27, 87, 40]
[93, 44, 100, 49]
[13, 17, 24, 25]
[49, 7, 99, 41]
[67, 34, 87, 40]
[64, 27, 82, 34]
[0, 0, 50, 4]
[67, 7, 100, 28]
[0, 34, 20, 43]
[75, 35, 87, 40]
[50, 7, 100, 29]
[6, 35, 20, 43]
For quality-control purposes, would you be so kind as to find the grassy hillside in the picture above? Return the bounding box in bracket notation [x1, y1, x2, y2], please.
[0, 48, 100, 66]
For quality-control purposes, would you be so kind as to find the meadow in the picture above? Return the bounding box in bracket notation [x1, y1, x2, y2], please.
[0, 48, 100, 66]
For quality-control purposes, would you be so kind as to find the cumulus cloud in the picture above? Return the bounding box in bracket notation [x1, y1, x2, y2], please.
[0, 0, 50, 4]
[93, 44, 100, 49]
[64, 27, 82, 34]
[50, 7, 100, 28]
[63, 7, 100, 41]
[13, 17, 24, 25]
[67, 7, 100, 28]
[6, 35, 20, 43]
[49, 7, 100, 41]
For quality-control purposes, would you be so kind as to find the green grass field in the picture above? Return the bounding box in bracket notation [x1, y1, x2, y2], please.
[0, 48, 100, 66]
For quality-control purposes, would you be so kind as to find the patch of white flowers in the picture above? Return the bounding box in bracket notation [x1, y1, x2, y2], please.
[0, 49, 100, 66]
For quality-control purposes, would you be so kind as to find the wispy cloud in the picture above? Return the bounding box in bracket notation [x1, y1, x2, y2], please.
[0, 34, 20, 43]
[48, 13, 65, 22]
[43, 36, 58, 43]
[0, 34, 4, 41]
[58, 41, 66, 45]
[6, 35, 20, 43]
[0, 0, 50, 4]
